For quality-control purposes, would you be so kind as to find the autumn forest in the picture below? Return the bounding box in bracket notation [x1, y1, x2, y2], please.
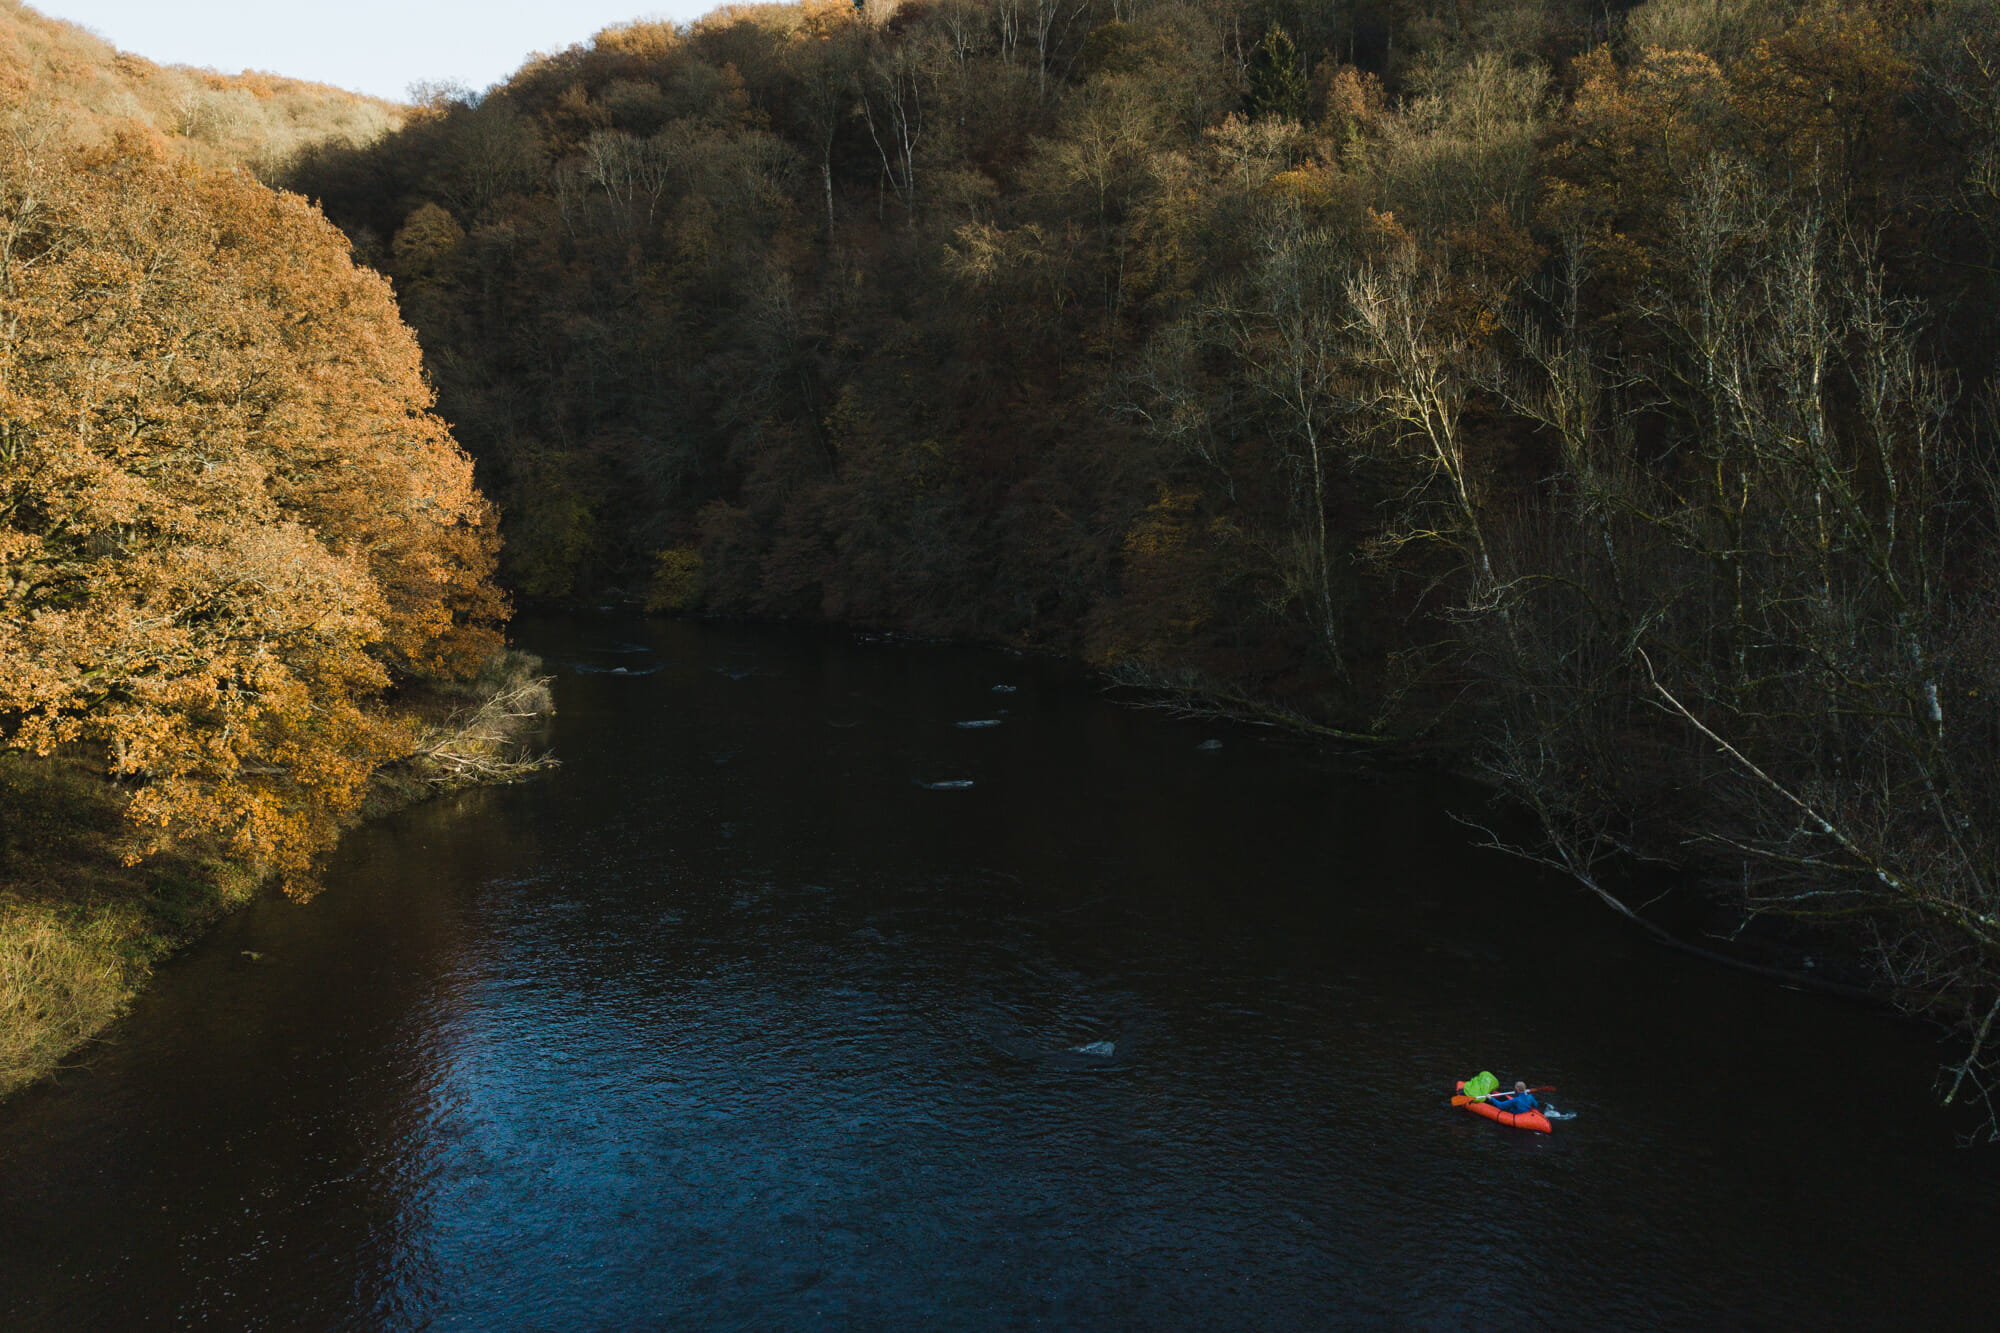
[5, 0, 2000, 1127]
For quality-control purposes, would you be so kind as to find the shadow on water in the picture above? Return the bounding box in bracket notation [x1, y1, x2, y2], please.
[3, 613, 1997, 1329]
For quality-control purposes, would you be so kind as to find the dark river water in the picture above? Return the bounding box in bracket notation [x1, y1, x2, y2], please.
[4, 615, 1998, 1330]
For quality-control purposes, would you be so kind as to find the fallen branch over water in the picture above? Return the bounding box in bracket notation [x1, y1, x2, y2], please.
[407, 671, 561, 787]
[1100, 662, 1400, 748]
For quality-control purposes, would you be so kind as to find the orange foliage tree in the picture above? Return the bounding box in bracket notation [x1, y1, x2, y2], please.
[0, 119, 504, 890]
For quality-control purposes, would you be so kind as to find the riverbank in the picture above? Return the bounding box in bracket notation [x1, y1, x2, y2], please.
[0, 753, 261, 1100]
[0, 651, 555, 1102]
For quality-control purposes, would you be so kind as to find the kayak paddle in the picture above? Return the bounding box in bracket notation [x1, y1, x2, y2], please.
[1451, 1085, 1554, 1107]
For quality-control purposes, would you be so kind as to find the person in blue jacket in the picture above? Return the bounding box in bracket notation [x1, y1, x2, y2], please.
[1488, 1081, 1539, 1113]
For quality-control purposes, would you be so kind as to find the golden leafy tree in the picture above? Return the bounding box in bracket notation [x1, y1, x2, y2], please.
[0, 120, 503, 891]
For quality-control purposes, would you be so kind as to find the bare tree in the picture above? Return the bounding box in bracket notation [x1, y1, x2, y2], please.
[783, 14, 865, 241]
[1345, 237, 1499, 601]
[858, 32, 942, 224]
[1200, 214, 1355, 670]
[1461, 156, 2000, 1135]
[580, 130, 678, 238]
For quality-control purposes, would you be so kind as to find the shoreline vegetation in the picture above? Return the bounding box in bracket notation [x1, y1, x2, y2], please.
[0, 650, 555, 1102]
[0, 7, 537, 1100]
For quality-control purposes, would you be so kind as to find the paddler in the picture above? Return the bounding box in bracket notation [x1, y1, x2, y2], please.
[1487, 1081, 1539, 1114]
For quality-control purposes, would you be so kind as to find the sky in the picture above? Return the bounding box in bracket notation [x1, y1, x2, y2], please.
[33, 1, 721, 103]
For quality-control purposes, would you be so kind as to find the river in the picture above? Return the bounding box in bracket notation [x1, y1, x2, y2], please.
[3, 614, 1997, 1330]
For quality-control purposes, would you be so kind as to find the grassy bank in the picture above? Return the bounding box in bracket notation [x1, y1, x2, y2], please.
[0, 751, 260, 1098]
[0, 651, 553, 1102]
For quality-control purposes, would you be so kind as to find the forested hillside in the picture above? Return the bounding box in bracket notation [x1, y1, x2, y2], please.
[280, 0, 2000, 1127]
[0, 0, 404, 171]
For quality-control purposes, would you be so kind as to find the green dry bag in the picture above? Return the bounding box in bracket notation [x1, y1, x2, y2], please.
[1463, 1070, 1499, 1101]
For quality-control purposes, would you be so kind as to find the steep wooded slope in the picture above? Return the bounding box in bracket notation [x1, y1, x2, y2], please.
[0, 1, 404, 171]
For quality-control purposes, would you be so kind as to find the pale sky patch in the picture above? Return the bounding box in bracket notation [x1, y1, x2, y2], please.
[31, 1, 720, 103]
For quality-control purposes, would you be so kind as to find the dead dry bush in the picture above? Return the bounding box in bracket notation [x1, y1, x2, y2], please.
[406, 651, 560, 788]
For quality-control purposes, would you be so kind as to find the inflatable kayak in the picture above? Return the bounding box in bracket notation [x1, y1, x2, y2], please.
[1455, 1080, 1552, 1133]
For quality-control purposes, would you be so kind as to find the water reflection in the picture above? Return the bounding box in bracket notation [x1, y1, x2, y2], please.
[2, 615, 1997, 1329]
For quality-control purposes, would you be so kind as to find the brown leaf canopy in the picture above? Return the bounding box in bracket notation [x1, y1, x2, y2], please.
[0, 121, 504, 887]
